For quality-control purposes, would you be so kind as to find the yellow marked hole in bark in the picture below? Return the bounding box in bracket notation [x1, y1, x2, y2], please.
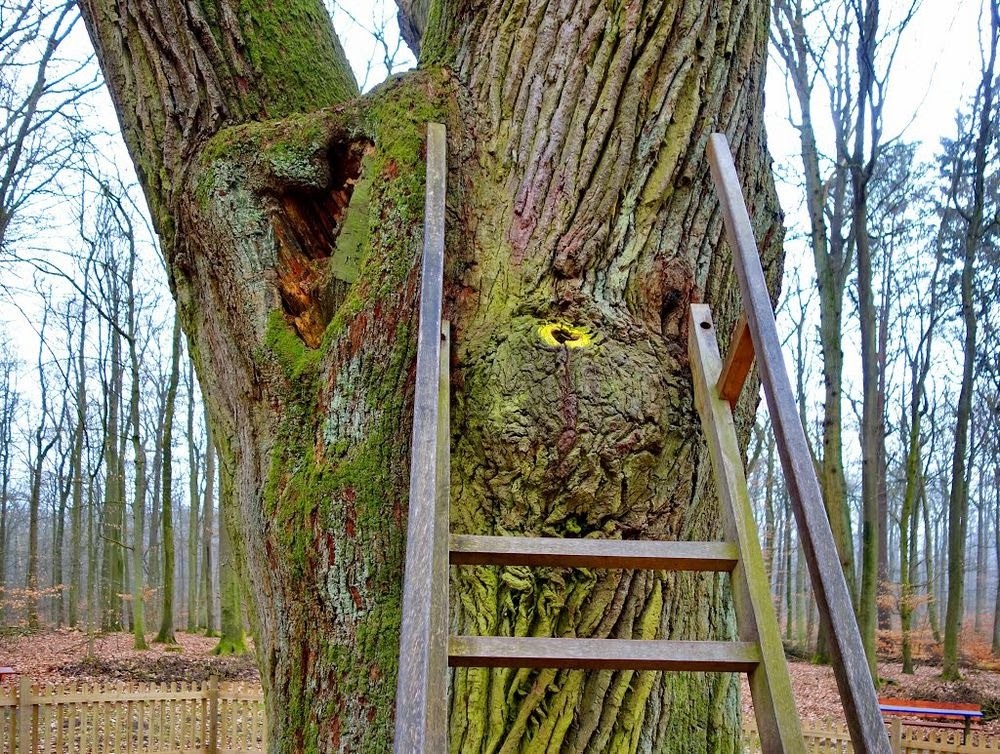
[538, 322, 593, 348]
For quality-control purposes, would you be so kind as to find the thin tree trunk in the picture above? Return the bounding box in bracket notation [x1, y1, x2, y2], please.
[201, 416, 216, 635]
[155, 316, 182, 645]
[992, 464, 1000, 654]
[922, 483, 941, 643]
[186, 361, 200, 633]
[784, 491, 794, 644]
[128, 254, 149, 648]
[763, 431, 776, 583]
[943, 5, 998, 679]
[147, 385, 166, 625]
[69, 293, 88, 629]
[53, 446, 71, 627]
[87, 479, 98, 631]
[101, 315, 126, 631]
[975, 496, 985, 635]
[0, 353, 16, 622]
[27, 314, 57, 630]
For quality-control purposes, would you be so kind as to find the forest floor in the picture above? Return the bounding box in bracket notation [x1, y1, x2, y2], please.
[0, 628, 258, 685]
[1, 628, 999, 733]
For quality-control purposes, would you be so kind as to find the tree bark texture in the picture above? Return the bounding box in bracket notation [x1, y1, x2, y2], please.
[78, 0, 781, 750]
[213, 461, 247, 656]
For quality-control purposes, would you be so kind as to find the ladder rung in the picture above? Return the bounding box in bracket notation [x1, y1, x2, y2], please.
[449, 535, 739, 571]
[448, 637, 760, 672]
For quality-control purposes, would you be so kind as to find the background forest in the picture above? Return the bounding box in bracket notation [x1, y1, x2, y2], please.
[0, 0, 997, 689]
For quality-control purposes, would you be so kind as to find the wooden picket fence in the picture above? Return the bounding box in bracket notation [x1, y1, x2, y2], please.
[744, 719, 1000, 753]
[0, 679, 995, 754]
[0, 678, 265, 753]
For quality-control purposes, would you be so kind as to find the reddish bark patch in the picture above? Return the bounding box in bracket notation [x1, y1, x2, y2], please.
[348, 585, 363, 610]
[343, 486, 357, 538]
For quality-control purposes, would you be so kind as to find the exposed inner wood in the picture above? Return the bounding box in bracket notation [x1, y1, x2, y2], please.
[272, 140, 371, 347]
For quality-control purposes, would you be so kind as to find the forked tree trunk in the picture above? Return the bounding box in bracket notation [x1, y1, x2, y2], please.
[78, 1, 780, 750]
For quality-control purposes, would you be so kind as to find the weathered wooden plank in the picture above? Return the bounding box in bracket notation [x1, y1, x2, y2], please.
[393, 122, 449, 754]
[17, 677, 30, 754]
[717, 313, 754, 407]
[449, 637, 760, 672]
[431, 320, 451, 742]
[450, 535, 739, 571]
[707, 132, 890, 754]
[690, 304, 805, 754]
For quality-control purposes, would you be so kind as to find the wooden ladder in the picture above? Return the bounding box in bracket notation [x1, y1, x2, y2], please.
[392, 125, 890, 754]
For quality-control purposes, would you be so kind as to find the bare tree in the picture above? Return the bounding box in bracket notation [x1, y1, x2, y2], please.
[153, 314, 181, 645]
[940, 0, 1000, 680]
[0, 0, 97, 253]
[0, 339, 17, 622]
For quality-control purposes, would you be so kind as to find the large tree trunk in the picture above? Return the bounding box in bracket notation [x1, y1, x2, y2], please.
[78, 1, 780, 750]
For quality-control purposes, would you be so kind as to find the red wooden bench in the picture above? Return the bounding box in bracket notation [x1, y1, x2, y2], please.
[879, 697, 983, 744]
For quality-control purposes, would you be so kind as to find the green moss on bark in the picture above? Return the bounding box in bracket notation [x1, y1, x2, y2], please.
[238, 0, 358, 117]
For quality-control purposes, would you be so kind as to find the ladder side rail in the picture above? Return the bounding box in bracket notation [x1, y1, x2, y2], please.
[689, 304, 805, 754]
[434, 321, 451, 746]
[394, 122, 448, 754]
[706, 132, 890, 754]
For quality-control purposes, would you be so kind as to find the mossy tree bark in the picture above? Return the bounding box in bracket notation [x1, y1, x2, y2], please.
[78, 0, 781, 750]
[213, 462, 246, 657]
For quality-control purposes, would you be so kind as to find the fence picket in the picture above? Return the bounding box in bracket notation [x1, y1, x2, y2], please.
[745, 721, 1000, 754]
[9, 678, 998, 754]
